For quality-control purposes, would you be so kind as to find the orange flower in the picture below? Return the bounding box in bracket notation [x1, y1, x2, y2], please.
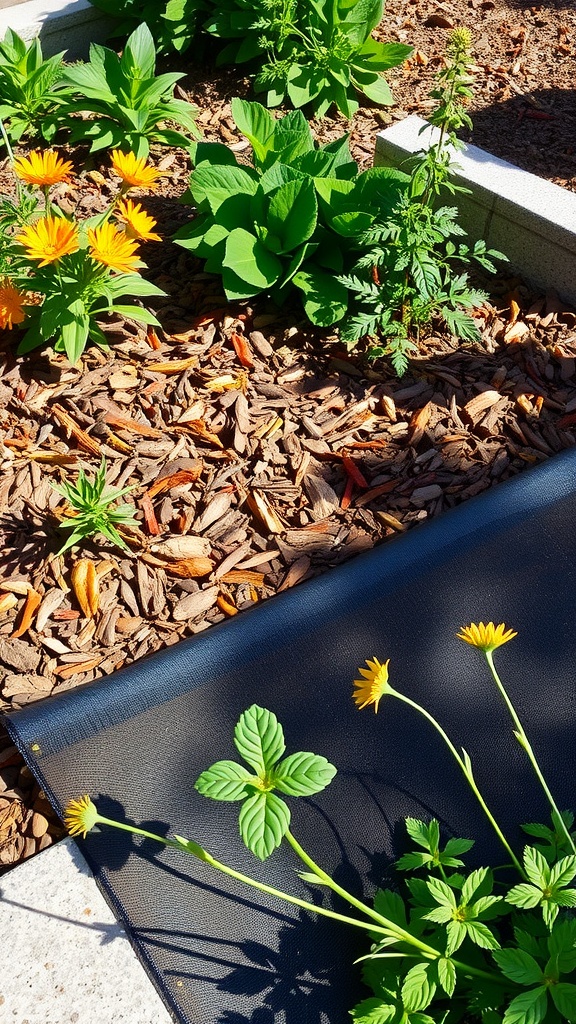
[0, 280, 26, 329]
[15, 216, 80, 266]
[87, 222, 140, 274]
[13, 150, 74, 187]
[115, 199, 161, 242]
[109, 151, 164, 191]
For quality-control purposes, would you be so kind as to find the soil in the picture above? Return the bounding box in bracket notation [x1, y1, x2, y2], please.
[1, 0, 576, 872]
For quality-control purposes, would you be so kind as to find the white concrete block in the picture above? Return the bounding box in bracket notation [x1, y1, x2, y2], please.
[375, 115, 576, 306]
[0, 0, 114, 58]
[0, 838, 173, 1024]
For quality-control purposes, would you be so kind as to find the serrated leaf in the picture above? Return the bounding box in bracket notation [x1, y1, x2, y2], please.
[446, 920, 466, 955]
[548, 918, 576, 974]
[405, 818, 433, 850]
[462, 867, 491, 904]
[234, 705, 285, 775]
[502, 987, 548, 1024]
[350, 998, 396, 1023]
[373, 889, 408, 929]
[437, 957, 456, 997]
[507, 884, 543, 910]
[524, 847, 550, 888]
[549, 855, 576, 888]
[402, 963, 436, 1012]
[427, 876, 457, 908]
[298, 871, 330, 886]
[272, 751, 337, 796]
[396, 852, 432, 871]
[465, 921, 500, 950]
[522, 823, 555, 840]
[551, 983, 576, 1020]
[238, 790, 290, 861]
[444, 837, 475, 857]
[493, 949, 543, 985]
[194, 760, 254, 801]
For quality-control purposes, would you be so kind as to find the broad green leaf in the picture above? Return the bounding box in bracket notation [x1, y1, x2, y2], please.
[238, 791, 290, 861]
[493, 949, 543, 986]
[357, 39, 414, 71]
[502, 987, 548, 1024]
[396, 852, 432, 871]
[549, 855, 576, 888]
[230, 98, 275, 166]
[373, 888, 408, 929]
[233, 705, 285, 775]
[548, 918, 576, 974]
[426, 876, 457, 908]
[507, 884, 542, 910]
[423, 905, 453, 925]
[551, 983, 576, 1020]
[354, 72, 394, 107]
[194, 760, 254, 801]
[191, 164, 258, 214]
[292, 269, 347, 326]
[272, 752, 336, 797]
[401, 963, 436, 1013]
[464, 921, 500, 950]
[437, 957, 456, 997]
[190, 141, 237, 167]
[330, 210, 374, 237]
[120, 23, 156, 79]
[350, 998, 396, 1024]
[444, 838, 475, 857]
[462, 866, 491, 904]
[267, 178, 318, 254]
[223, 228, 282, 295]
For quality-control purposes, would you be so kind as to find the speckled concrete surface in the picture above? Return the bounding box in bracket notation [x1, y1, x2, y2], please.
[0, 838, 173, 1024]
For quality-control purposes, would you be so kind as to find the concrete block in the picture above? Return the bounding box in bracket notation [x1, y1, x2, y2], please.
[0, 0, 114, 58]
[0, 837, 173, 1024]
[375, 114, 576, 306]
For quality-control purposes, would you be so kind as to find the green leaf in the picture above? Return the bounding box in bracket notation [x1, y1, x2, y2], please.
[353, 72, 393, 106]
[426, 877, 457, 908]
[238, 791, 290, 861]
[446, 920, 466, 955]
[444, 838, 475, 857]
[462, 867, 491, 904]
[230, 97, 275, 166]
[507, 884, 543, 910]
[292, 268, 348, 326]
[548, 918, 576, 974]
[465, 921, 500, 951]
[191, 164, 259, 214]
[524, 847, 550, 887]
[223, 228, 282, 296]
[401, 963, 436, 1013]
[437, 957, 456, 997]
[493, 949, 543, 986]
[194, 760, 254, 801]
[373, 889, 408, 929]
[405, 819, 437, 850]
[549, 855, 576, 888]
[233, 705, 285, 776]
[551, 983, 576, 1021]
[272, 752, 336, 796]
[396, 852, 432, 871]
[350, 998, 396, 1024]
[267, 178, 318, 254]
[502, 987, 548, 1024]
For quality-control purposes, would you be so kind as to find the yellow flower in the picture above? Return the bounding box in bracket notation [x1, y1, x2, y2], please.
[13, 150, 74, 187]
[87, 222, 140, 274]
[353, 657, 390, 713]
[457, 622, 517, 652]
[115, 199, 161, 242]
[63, 794, 99, 838]
[15, 216, 80, 266]
[110, 150, 164, 191]
[0, 280, 26, 329]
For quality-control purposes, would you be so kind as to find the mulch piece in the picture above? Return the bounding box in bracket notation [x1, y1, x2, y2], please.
[1, 0, 576, 871]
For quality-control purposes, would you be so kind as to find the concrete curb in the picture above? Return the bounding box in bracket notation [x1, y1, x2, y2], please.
[0, 0, 114, 57]
[375, 114, 576, 306]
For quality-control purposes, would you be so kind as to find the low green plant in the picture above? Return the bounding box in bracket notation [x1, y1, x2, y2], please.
[205, 0, 413, 117]
[0, 145, 165, 362]
[60, 23, 200, 156]
[0, 29, 72, 146]
[338, 28, 507, 375]
[65, 620, 576, 1024]
[53, 457, 138, 554]
[85, 0, 207, 54]
[174, 97, 408, 325]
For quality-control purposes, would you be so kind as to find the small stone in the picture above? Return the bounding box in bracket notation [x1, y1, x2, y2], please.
[30, 811, 49, 838]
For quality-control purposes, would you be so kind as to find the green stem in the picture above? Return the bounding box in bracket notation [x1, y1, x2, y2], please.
[93, 814, 401, 939]
[485, 651, 576, 856]
[389, 688, 525, 878]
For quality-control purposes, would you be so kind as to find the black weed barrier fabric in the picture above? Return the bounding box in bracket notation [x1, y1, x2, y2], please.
[6, 449, 576, 1024]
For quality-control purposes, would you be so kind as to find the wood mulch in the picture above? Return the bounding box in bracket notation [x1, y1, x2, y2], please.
[1, 0, 576, 872]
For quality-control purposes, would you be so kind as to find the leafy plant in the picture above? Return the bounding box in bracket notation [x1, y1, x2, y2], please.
[339, 28, 507, 375]
[1, 146, 166, 362]
[60, 23, 200, 156]
[53, 457, 138, 554]
[0, 29, 71, 146]
[205, 0, 413, 117]
[175, 97, 408, 325]
[66, 619, 576, 1024]
[86, 0, 207, 54]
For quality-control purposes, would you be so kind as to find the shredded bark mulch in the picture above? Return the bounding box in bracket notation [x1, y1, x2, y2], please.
[1, 0, 576, 872]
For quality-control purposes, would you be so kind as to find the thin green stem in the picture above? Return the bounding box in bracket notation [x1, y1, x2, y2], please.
[485, 651, 576, 856]
[389, 688, 525, 878]
[93, 814, 400, 939]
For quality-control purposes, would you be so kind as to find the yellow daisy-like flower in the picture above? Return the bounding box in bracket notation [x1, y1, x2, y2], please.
[87, 222, 140, 274]
[110, 150, 164, 191]
[63, 794, 99, 839]
[0, 280, 27, 329]
[115, 199, 161, 242]
[457, 622, 517, 653]
[15, 216, 80, 266]
[13, 150, 75, 187]
[353, 657, 391, 713]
